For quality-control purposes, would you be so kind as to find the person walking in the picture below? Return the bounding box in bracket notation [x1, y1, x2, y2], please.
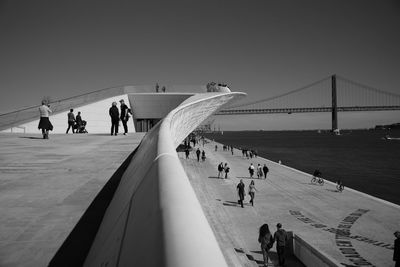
[237, 179, 245, 208]
[274, 223, 288, 266]
[38, 100, 53, 139]
[109, 102, 119, 136]
[217, 162, 224, 178]
[248, 180, 257, 206]
[196, 148, 201, 162]
[263, 164, 269, 179]
[257, 164, 263, 178]
[224, 163, 230, 178]
[201, 150, 206, 161]
[394, 231, 400, 267]
[119, 99, 132, 135]
[66, 109, 75, 134]
[185, 148, 190, 159]
[248, 163, 255, 178]
[258, 224, 274, 267]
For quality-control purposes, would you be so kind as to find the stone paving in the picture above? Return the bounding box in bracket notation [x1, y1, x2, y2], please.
[179, 140, 400, 267]
[0, 133, 144, 267]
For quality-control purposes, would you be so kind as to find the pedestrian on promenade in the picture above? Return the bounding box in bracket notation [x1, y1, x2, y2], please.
[237, 179, 245, 208]
[201, 150, 206, 161]
[257, 164, 263, 178]
[248, 163, 255, 178]
[274, 223, 288, 266]
[231, 146, 234, 155]
[248, 180, 257, 206]
[38, 100, 53, 139]
[217, 162, 224, 178]
[215, 144, 218, 151]
[185, 148, 190, 159]
[196, 148, 201, 162]
[224, 163, 230, 178]
[109, 101, 119, 136]
[119, 99, 132, 135]
[258, 224, 274, 267]
[394, 231, 400, 267]
[66, 109, 75, 134]
[263, 164, 269, 179]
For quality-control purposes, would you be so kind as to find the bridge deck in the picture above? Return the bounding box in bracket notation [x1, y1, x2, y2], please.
[0, 133, 144, 266]
[179, 141, 399, 267]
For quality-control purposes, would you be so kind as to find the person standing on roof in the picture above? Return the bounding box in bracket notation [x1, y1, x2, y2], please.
[119, 99, 132, 135]
[38, 100, 53, 139]
[66, 109, 75, 134]
[109, 102, 119, 136]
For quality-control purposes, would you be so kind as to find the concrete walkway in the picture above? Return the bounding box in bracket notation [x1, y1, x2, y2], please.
[0, 133, 144, 267]
[179, 140, 400, 267]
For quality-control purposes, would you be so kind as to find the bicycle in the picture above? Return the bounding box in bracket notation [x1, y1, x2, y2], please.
[311, 169, 324, 185]
[311, 176, 324, 185]
[336, 180, 344, 192]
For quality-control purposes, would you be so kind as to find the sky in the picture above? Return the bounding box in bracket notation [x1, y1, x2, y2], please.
[1, 0, 399, 130]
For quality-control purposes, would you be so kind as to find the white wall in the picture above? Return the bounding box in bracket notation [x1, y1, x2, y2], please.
[2, 94, 135, 134]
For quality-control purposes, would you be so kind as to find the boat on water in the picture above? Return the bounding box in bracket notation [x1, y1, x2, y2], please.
[383, 135, 400, 140]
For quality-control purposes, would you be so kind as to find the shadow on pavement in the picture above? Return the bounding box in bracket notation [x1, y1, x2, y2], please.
[48, 146, 138, 267]
[18, 136, 43, 139]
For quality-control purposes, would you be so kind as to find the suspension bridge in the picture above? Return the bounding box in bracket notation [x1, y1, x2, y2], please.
[217, 75, 400, 131]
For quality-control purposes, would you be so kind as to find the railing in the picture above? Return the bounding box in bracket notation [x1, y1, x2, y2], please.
[217, 105, 400, 115]
[83, 92, 246, 267]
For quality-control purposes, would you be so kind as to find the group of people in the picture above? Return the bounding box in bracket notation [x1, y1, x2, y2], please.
[109, 99, 132, 136]
[248, 163, 269, 179]
[195, 148, 206, 162]
[258, 223, 288, 267]
[241, 148, 258, 158]
[236, 179, 257, 207]
[38, 98, 133, 138]
[66, 109, 86, 134]
[217, 162, 230, 178]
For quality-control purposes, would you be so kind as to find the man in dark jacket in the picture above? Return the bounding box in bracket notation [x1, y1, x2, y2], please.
[394, 231, 400, 267]
[109, 102, 119, 136]
[119, 99, 132, 135]
[274, 223, 288, 266]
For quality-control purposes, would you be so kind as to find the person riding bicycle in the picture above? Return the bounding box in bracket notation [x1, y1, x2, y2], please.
[336, 180, 344, 192]
[311, 169, 324, 185]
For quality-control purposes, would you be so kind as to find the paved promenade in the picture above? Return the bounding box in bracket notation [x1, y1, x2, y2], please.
[0, 133, 144, 267]
[179, 140, 400, 267]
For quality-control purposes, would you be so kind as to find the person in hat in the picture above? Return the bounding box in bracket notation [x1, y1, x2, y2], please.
[394, 231, 400, 267]
[274, 223, 288, 266]
[119, 99, 132, 135]
[109, 101, 119, 136]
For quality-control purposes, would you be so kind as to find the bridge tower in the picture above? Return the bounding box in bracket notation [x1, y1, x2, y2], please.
[331, 74, 338, 132]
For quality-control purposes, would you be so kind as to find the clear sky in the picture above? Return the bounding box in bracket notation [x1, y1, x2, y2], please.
[1, 0, 399, 130]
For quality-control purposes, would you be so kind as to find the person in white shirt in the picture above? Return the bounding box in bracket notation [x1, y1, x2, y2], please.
[38, 100, 53, 139]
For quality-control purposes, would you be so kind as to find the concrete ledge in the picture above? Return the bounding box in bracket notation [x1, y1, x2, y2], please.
[293, 233, 341, 267]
